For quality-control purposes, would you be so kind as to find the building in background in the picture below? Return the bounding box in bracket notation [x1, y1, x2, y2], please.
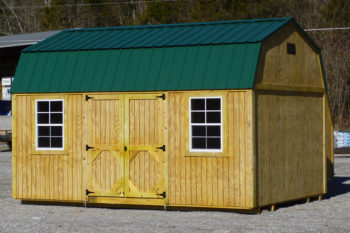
[0, 31, 60, 115]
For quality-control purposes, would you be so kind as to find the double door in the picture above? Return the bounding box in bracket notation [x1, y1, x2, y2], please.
[86, 94, 165, 199]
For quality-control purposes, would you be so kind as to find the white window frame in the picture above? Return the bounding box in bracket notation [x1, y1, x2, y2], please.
[35, 99, 64, 151]
[189, 96, 223, 152]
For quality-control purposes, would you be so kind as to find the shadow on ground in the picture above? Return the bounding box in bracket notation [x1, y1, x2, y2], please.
[324, 176, 350, 199]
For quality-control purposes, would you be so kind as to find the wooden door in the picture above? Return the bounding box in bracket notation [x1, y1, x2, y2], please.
[124, 94, 165, 198]
[87, 95, 125, 197]
[86, 94, 166, 199]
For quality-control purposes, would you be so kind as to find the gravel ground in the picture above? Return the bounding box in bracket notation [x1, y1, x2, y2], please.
[0, 150, 349, 233]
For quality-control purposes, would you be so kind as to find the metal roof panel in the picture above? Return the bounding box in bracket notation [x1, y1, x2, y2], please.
[24, 18, 291, 52]
[13, 43, 261, 93]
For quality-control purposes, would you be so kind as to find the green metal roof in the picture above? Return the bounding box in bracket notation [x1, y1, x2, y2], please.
[24, 18, 291, 52]
[12, 18, 294, 93]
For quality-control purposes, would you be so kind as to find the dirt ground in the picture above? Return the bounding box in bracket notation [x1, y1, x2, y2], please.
[0, 150, 349, 233]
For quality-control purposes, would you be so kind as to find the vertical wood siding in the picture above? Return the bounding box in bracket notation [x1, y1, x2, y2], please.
[128, 98, 164, 195]
[14, 94, 85, 201]
[256, 24, 324, 89]
[257, 92, 324, 206]
[167, 91, 254, 208]
[325, 98, 334, 180]
[88, 99, 122, 194]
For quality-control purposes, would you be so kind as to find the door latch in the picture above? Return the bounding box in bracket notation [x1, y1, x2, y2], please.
[156, 145, 166, 151]
[124, 146, 127, 151]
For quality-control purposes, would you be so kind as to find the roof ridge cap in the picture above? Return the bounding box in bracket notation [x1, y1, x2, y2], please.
[63, 17, 293, 32]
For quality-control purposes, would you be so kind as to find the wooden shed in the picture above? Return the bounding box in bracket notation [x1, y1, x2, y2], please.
[11, 18, 333, 211]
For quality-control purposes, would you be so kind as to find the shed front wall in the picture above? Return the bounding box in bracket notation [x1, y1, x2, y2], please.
[12, 94, 85, 201]
[167, 91, 255, 209]
[13, 90, 255, 209]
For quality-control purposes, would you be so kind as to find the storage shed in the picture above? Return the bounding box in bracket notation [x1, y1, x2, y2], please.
[11, 18, 333, 211]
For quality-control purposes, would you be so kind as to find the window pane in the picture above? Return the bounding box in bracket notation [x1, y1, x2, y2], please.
[37, 113, 49, 124]
[207, 126, 220, 137]
[192, 137, 206, 149]
[51, 137, 63, 148]
[191, 99, 205, 110]
[206, 98, 220, 110]
[191, 112, 205, 123]
[206, 112, 221, 123]
[51, 126, 62, 136]
[50, 101, 62, 112]
[207, 138, 221, 149]
[37, 101, 49, 112]
[38, 137, 50, 148]
[51, 113, 63, 124]
[192, 126, 205, 136]
[38, 126, 50, 136]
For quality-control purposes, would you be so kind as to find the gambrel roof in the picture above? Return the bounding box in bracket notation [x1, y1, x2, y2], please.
[12, 18, 319, 93]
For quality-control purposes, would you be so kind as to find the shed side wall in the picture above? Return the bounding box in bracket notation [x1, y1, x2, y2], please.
[13, 94, 85, 201]
[167, 91, 255, 208]
[325, 95, 334, 180]
[257, 92, 324, 206]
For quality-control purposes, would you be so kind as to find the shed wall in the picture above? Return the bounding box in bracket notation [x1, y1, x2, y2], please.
[12, 94, 85, 201]
[167, 91, 255, 208]
[256, 24, 324, 89]
[325, 97, 334, 180]
[256, 92, 325, 206]
[13, 90, 255, 208]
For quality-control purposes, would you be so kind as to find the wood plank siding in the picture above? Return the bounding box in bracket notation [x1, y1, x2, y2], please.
[13, 94, 85, 201]
[256, 92, 325, 206]
[255, 23, 328, 206]
[13, 90, 255, 208]
[255, 24, 324, 89]
[325, 96, 334, 180]
[167, 91, 254, 208]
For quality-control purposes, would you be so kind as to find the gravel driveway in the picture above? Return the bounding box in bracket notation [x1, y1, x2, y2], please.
[0, 150, 349, 233]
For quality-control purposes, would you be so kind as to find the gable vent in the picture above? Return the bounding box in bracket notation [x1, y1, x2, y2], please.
[287, 43, 296, 55]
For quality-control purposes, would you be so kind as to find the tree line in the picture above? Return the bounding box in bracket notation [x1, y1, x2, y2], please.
[0, 0, 349, 129]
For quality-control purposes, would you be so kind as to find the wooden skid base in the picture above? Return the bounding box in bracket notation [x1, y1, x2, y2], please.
[87, 197, 165, 206]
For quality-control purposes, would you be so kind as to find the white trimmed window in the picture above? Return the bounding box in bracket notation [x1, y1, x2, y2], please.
[36, 100, 64, 150]
[189, 97, 222, 152]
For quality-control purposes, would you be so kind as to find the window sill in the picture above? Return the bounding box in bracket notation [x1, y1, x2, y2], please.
[31, 150, 68, 155]
[185, 151, 229, 158]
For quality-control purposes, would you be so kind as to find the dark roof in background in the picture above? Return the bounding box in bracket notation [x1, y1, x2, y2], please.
[24, 18, 292, 52]
[0, 31, 60, 48]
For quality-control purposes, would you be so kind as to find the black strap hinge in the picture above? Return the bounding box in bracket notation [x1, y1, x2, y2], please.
[157, 191, 166, 198]
[86, 95, 93, 101]
[86, 189, 94, 195]
[156, 145, 166, 151]
[86, 145, 94, 151]
[157, 94, 166, 100]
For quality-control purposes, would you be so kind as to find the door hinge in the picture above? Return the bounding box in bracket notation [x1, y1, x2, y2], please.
[86, 95, 93, 101]
[157, 94, 166, 100]
[157, 191, 166, 198]
[86, 189, 94, 195]
[86, 145, 94, 151]
[156, 145, 166, 151]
